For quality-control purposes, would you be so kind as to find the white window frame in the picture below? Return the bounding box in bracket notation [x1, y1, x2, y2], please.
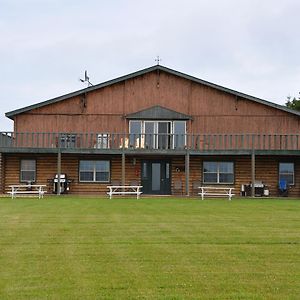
[129, 120, 186, 149]
[142, 121, 154, 148]
[279, 162, 294, 186]
[203, 161, 234, 184]
[129, 121, 142, 136]
[20, 159, 36, 183]
[129, 121, 143, 147]
[173, 121, 186, 149]
[144, 121, 172, 149]
[79, 160, 110, 183]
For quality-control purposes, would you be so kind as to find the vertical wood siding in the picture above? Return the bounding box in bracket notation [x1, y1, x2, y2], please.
[14, 71, 300, 134]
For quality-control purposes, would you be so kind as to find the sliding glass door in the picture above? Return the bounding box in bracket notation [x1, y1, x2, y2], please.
[173, 121, 186, 149]
[129, 120, 186, 149]
[144, 121, 171, 149]
[157, 122, 171, 149]
[144, 121, 155, 148]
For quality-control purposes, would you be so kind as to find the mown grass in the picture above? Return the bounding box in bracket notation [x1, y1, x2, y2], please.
[0, 196, 299, 299]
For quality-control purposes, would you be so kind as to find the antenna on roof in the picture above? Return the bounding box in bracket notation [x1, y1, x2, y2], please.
[79, 70, 93, 87]
[155, 56, 161, 65]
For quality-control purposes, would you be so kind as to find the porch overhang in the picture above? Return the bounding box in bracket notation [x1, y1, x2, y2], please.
[1, 147, 300, 156]
[125, 105, 192, 120]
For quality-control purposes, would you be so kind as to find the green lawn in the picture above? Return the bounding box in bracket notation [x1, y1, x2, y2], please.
[0, 197, 299, 299]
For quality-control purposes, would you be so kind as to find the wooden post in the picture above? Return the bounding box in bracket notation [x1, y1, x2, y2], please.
[251, 150, 255, 198]
[185, 151, 190, 196]
[121, 152, 125, 186]
[57, 150, 61, 195]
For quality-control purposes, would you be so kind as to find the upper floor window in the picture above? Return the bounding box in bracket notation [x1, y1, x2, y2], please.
[129, 120, 186, 149]
[279, 162, 294, 185]
[129, 121, 142, 146]
[20, 159, 36, 183]
[173, 121, 186, 148]
[203, 161, 234, 184]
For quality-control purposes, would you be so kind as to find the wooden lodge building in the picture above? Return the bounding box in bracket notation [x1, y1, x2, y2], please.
[1, 65, 300, 197]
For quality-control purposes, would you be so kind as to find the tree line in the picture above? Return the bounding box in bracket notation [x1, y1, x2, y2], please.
[285, 94, 300, 111]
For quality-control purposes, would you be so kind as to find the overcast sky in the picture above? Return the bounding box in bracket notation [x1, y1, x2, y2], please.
[0, 0, 299, 130]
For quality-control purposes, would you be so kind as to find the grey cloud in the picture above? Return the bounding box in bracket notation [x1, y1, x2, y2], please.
[0, 0, 299, 130]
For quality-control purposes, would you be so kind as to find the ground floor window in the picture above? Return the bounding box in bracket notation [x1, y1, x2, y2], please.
[79, 160, 110, 182]
[20, 159, 36, 182]
[203, 161, 234, 184]
[279, 162, 294, 185]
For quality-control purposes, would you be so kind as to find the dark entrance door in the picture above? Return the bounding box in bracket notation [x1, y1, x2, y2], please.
[141, 160, 171, 194]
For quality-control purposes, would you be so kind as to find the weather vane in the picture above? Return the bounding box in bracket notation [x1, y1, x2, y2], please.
[155, 56, 161, 65]
[79, 70, 93, 87]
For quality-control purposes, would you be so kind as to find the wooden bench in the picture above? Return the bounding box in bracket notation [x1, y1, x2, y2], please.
[198, 186, 235, 201]
[107, 185, 142, 199]
[8, 185, 47, 199]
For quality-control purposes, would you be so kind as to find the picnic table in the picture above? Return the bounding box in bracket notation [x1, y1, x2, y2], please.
[107, 185, 143, 199]
[8, 184, 47, 199]
[198, 186, 235, 200]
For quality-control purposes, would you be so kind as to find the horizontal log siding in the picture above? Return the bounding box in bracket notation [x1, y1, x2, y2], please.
[171, 156, 185, 195]
[235, 156, 292, 197]
[2, 154, 300, 197]
[4, 154, 57, 194]
[2, 154, 142, 195]
[189, 156, 300, 197]
[189, 156, 202, 196]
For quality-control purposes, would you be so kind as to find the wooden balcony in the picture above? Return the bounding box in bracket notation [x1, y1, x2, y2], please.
[0, 132, 300, 155]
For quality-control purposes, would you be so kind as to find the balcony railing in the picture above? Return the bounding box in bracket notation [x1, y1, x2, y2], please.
[0, 132, 300, 151]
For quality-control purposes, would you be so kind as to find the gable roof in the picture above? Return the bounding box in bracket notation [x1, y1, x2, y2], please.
[5, 65, 300, 119]
[126, 105, 192, 120]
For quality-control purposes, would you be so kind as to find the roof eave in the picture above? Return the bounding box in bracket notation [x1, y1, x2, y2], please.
[125, 105, 192, 120]
[5, 65, 160, 119]
[5, 64, 300, 119]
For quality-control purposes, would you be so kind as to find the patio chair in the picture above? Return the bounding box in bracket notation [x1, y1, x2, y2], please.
[278, 179, 288, 197]
[174, 180, 183, 195]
